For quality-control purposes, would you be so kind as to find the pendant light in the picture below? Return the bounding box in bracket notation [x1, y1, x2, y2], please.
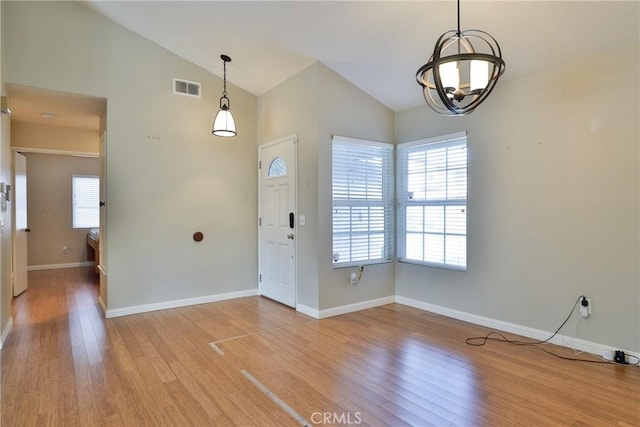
[212, 54, 237, 137]
[416, 0, 505, 116]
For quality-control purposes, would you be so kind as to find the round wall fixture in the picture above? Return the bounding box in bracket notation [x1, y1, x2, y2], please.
[193, 232, 204, 242]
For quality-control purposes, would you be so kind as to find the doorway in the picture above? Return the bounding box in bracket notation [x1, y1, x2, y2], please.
[6, 85, 106, 306]
[258, 135, 297, 308]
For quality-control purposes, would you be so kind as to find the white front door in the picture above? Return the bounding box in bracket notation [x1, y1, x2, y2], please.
[13, 152, 28, 296]
[258, 135, 297, 308]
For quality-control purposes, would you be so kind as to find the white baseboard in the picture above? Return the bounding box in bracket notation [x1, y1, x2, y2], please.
[72, 282, 640, 360]
[295, 303, 319, 318]
[105, 289, 259, 318]
[28, 261, 94, 271]
[0, 316, 14, 349]
[395, 296, 640, 360]
[297, 296, 395, 319]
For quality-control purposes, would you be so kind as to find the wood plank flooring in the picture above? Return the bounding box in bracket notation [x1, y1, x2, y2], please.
[1, 268, 638, 426]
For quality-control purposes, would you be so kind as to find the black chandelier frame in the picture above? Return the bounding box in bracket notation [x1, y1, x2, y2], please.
[416, 0, 506, 116]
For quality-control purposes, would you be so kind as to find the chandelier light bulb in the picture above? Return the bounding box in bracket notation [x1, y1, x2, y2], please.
[470, 60, 489, 92]
[439, 61, 460, 96]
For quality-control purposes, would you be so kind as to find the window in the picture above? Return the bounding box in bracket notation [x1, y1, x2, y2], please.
[397, 132, 467, 270]
[72, 175, 100, 229]
[267, 157, 287, 177]
[332, 136, 393, 266]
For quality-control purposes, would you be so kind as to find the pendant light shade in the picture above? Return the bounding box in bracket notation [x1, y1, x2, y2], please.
[212, 54, 237, 137]
[212, 103, 236, 137]
[416, 0, 505, 116]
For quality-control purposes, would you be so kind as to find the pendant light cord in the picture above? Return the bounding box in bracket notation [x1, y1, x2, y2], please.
[456, 0, 461, 36]
[456, 0, 461, 53]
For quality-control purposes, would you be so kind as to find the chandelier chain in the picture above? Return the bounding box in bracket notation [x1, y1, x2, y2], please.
[223, 60, 227, 97]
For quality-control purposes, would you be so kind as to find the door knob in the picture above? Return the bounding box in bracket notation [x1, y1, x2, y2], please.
[287, 233, 295, 240]
[24, 228, 31, 232]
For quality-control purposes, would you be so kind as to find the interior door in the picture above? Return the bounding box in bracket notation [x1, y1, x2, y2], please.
[13, 152, 28, 296]
[258, 135, 297, 308]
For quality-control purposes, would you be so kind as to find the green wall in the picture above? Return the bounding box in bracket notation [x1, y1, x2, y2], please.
[3, 1, 258, 312]
[395, 43, 640, 352]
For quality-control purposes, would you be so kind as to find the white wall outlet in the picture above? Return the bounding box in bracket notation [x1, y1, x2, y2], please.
[580, 298, 592, 318]
[350, 272, 358, 284]
[299, 215, 306, 226]
[63, 246, 70, 254]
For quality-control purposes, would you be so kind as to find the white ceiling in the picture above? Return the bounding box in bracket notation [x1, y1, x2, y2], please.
[8, 1, 639, 126]
[7, 85, 106, 131]
[82, 1, 640, 112]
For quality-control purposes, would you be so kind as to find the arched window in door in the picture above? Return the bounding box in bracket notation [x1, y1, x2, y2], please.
[267, 157, 287, 177]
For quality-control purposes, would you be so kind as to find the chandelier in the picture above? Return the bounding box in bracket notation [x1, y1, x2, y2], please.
[416, 0, 506, 116]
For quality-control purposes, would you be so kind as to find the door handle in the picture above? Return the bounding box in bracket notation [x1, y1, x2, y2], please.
[24, 228, 31, 233]
[289, 212, 294, 229]
[287, 233, 295, 240]
[99, 201, 106, 207]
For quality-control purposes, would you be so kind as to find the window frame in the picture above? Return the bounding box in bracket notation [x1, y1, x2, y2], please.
[397, 131, 468, 271]
[72, 175, 100, 229]
[332, 135, 394, 268]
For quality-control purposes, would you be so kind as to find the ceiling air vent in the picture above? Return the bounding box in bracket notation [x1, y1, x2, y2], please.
[173, 78, 201, 98]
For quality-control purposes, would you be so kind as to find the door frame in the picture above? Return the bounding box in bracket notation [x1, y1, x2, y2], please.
[257, 134, 298, 307]
[10, 147, 101, 297]
[98, 131, 107, 315]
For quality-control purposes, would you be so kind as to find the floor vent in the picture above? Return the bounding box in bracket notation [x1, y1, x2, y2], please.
[173, 78, 201, 98]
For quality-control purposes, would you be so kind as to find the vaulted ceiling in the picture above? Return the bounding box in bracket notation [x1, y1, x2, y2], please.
[8, 1, 640, 130]
[83, 1, 640, 112]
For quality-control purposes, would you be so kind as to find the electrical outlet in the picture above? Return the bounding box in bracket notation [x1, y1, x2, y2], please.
[586, 298, 592, 315]
[580, 297, 592, 318]
[350, 272, 358, 284]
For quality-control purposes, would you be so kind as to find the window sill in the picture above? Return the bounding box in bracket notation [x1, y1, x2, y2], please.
[397, 258, 466, 272]
[332, 259, 393, 270]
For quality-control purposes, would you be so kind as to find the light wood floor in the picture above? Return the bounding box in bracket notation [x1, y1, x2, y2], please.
[1, 268, 638, 426]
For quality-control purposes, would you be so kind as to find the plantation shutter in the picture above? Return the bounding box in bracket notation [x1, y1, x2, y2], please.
[72, 176, 100, 229]
[398, 132, 467, 269]
[332, 136, 394, 266]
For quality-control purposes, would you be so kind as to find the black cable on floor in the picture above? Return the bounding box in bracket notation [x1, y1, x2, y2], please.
[465, 295, 638, 365]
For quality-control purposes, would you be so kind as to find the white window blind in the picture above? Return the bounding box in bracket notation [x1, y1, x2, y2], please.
[398, 132, 467, 270]
[72, 175, 100, 229]
[332, 136, 394, 266]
